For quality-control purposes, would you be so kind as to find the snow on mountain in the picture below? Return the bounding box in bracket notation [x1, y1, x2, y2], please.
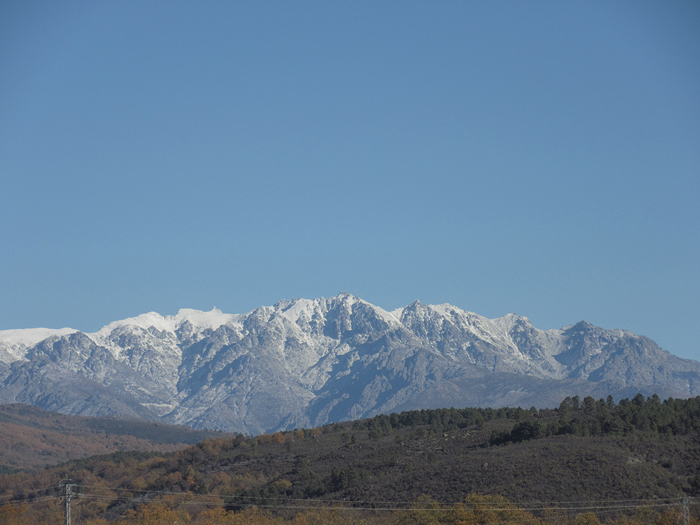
[91, 307, 239, 341]
[0, 327, 78, 346]
[0, 327, 78, 363]
[0, 293, 698, 434]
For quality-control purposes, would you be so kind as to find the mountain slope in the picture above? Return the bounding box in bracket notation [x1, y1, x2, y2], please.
[0, 403, 235, 472]
[1, 293, 698, 434]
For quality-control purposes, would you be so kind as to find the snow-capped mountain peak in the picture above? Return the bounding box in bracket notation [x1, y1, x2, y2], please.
[1, 292, 697, 435]
[0, 327, 78, 362]
[0, 327, 78, 345]
[172, 307, 239, 331]
[91, 307, 238, 340]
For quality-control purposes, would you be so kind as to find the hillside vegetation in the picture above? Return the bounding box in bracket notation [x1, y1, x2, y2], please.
[1, 394, 700, 524]
[0, 404, 235, 472]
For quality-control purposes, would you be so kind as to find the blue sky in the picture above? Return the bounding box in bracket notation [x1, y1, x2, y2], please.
[1, 1, 699, 359]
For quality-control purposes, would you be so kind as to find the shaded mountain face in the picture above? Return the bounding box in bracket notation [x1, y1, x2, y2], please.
[0, 293, 698, 434]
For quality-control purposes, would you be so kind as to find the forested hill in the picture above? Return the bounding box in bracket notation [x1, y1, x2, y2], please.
[1, 395, 700, 524]
[0, 404, 235, 472]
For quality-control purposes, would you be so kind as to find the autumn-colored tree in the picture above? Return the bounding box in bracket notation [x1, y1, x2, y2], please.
[122, 502, 190, 525]
[391, 495, 446, 525]
[0, 504, 33, 525]
[291, 506, 363, 525]
[652, 506, 700, 525]
[80, 519, 111, 525]
[569, 512, 601, 525]
[225, 506, 277, 524]
[458, 493, 542, 524]
[208, 470, 232, 494]
[193, 506, 240, 524]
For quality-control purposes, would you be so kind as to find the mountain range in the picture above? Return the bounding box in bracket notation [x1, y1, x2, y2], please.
[1, 292, 698, 434]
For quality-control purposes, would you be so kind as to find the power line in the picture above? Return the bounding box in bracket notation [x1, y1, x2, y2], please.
[74, 483, 697, 508]
[0, 483, 696, 521]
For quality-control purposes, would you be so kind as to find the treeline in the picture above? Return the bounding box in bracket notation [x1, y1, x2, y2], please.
[491, 394, 700, 445]
[354, 394, 700, 440]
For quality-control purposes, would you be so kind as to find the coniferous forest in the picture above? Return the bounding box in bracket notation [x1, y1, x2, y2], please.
[1, 394, 700, 524]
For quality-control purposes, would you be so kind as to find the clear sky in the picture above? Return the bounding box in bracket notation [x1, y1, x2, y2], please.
[1, 1, 699, 359]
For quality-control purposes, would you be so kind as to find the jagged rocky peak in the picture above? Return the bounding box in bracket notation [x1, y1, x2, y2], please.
[273, 296, 328, 325]
[396, 299, 460, 325]
[397, 302, 507, 349]
[26, 331, 104, 372]
[495, 312, 532, 329]
[396, 299, 427, 317]
[396, 300, 444, 338]
[493, 313, 541, 344]
[317, 292, 399, 340]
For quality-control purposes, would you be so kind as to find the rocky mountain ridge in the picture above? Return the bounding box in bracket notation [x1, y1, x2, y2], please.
[1, 293, 698, 434]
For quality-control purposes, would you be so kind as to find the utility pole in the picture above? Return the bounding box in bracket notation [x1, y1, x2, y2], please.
[64, 483, 73, 525]
[683, 496, 690, 525]
[60, 480, 75, 525]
